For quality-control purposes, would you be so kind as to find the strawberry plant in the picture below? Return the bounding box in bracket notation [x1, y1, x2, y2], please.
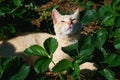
[0, 0, 120, 80]
[24, 37, 81, 79]
[0, 57, 30, 80]
[25, 37, 58, 73]
[24, 0, 120, 79]
[0, 0, 39, 40]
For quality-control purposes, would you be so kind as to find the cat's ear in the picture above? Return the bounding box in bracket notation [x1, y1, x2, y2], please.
[74, 8, 80, 17]
[52, 9, 61, 24]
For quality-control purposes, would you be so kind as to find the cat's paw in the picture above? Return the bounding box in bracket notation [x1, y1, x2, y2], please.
[80, 62, 97, 71]
[80, 62, 97, 79]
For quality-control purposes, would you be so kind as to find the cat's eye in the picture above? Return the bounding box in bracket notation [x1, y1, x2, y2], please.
[72, 18, 76, 21]
[72, 18, 77, 23]
[61, 21, 65, 22]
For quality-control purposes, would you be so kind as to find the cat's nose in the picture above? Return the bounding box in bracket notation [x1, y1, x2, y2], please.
[67, 21, 72, 26]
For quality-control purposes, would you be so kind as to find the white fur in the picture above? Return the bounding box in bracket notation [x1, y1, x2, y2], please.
[0, 8, 97, 72]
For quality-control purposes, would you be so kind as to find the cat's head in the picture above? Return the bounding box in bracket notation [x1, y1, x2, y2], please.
[52, 8, 80, 36]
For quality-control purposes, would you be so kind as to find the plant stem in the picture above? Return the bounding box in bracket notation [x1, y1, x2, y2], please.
[10, 6, 19, 13]
[58, 73, 64, 80]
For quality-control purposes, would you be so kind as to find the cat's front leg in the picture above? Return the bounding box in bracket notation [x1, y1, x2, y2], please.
[80, 62, 97, 78]
[80, 62, 97, 71]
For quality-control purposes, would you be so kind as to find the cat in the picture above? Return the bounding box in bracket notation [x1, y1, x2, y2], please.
[0, 8, 97, 71]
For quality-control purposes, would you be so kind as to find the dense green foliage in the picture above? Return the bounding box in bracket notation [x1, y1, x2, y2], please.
[0, 0, 39, 40]
[25, 37, 58, 73]
[0, 0, 120, 80]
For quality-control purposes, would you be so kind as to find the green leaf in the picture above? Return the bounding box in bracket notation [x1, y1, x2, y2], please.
[95, 28, 107, 48]
[13, 0, 22, 7]
[114, 16, 120, 27]
[101, 15, 115, 26]
[44, 37, 58, 56]
[67, 62, 80, 78]
[79, 35, 94, 56]
[114, 28, 120, 38]
[71, 35, 94, 64]
[72, 62, 80, 77]
[0, 65, 3, 79]
[0, 65, 3, 73]
[34, 57, 52, 73]
[81, 10, 98, 25]
[92, 48, 106, 64]
[114, 38, 120, 50]
[62, 42, 78, 58]
[111, 0, 120, 10]
[0, 0, 3, 3]
[74, 53, 93, 64]
[52, 59, 72, 72]
[24, 45, 48, 57]
[10, 64, 30, 80]
[0, 10, 4, 16]
[0, 57, 17, 79]
[46, 4, 59, 12]
[111, 0, 120, 6]
[0, 5, 12, 13]
[9, 25, 16, 33]
[114, 29, 120, 50]
[0, 25, 16, 35]
[98, 5, 112, 18]
[99, 68, 115, 80]
[104, 53, 120, 67]
[81, 1, 94, 9]
[85, 1, 94, 9]
[3, 57, 16, 70]
[79, 48, 94, 57]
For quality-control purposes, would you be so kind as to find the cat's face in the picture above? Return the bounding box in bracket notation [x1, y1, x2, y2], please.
[52, 8, 80, 36]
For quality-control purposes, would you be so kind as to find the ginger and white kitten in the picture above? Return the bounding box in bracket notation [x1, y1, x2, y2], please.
[0, 8, 96, 71]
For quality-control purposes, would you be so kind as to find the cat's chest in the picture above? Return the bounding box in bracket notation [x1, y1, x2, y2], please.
[57, 38, 78, 47]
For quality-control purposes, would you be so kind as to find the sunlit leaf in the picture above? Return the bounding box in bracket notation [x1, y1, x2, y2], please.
[52, 59, 72, 72]
[34, 57, 52, 73]
[44, 37, 58, 56]
[71, 62, 80, 76]
[24, 45, 48, 57]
